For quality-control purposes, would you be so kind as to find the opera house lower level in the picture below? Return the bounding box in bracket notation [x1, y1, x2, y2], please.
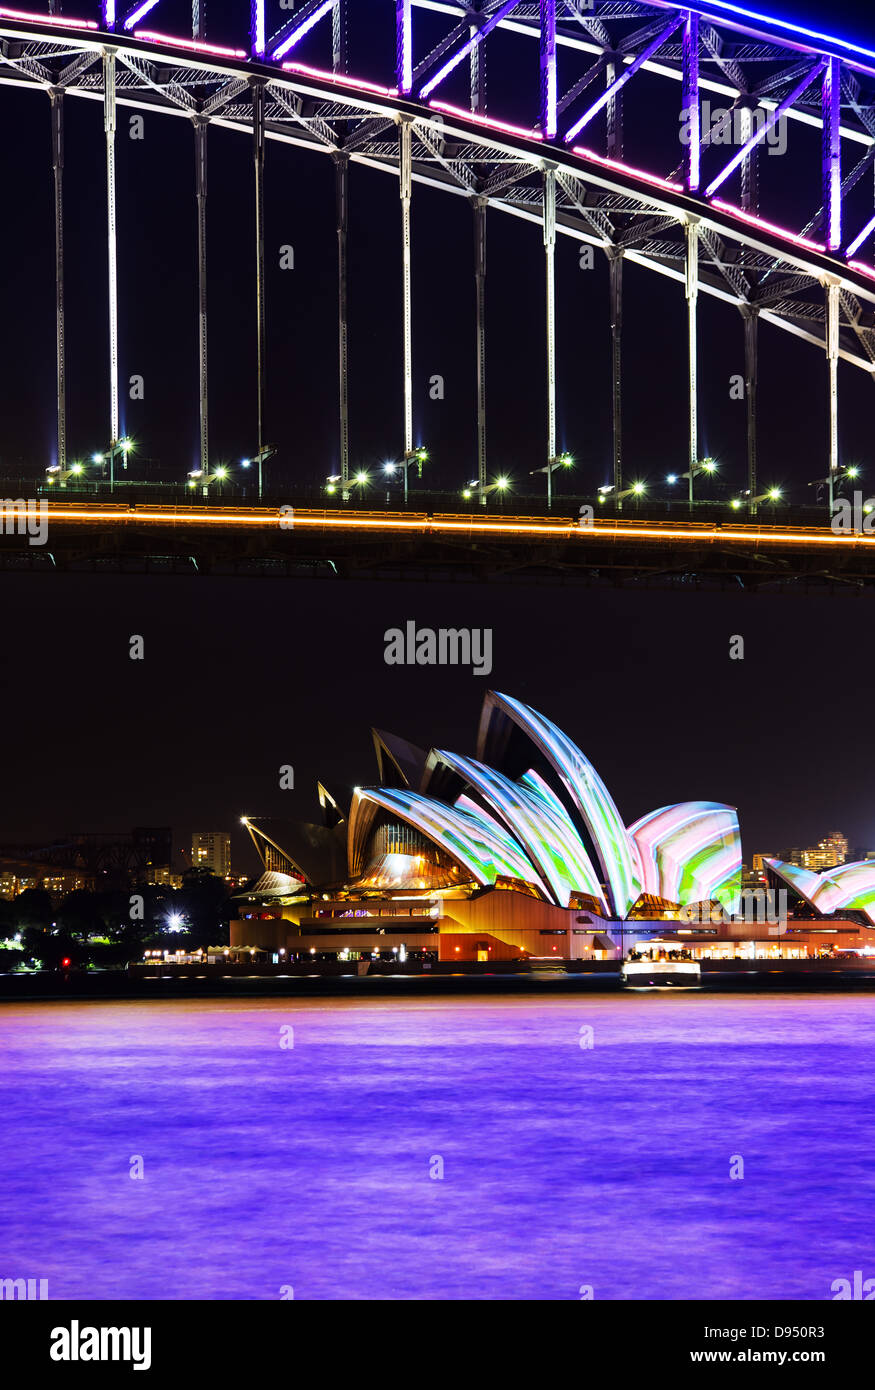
[230, 693, 875, 967]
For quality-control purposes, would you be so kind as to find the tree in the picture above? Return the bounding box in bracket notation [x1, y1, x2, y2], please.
[12, 888, 53, 933]
[57, 890, 106, 941]
[178, 870, 230, 946]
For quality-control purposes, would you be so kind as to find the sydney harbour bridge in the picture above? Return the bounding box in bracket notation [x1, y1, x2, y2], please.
[1, 0, 875, 589]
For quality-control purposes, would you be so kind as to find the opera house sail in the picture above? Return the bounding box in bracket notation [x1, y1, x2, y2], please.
[228, 690, 871, 965]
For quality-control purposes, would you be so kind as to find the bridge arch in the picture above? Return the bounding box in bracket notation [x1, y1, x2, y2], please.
[1, 2, 874, 509]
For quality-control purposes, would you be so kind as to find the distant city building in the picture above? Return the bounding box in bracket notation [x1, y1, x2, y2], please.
[40, 874, 89, 896]
[0, 871, 88, 897]
[0, 872, 18, 899]
[789, 832, 849, 871]
[146, 866, 183, 889]
[742, 854, 772, 891]
[850, 847, 875, 864]
[191, 832, 231, 878]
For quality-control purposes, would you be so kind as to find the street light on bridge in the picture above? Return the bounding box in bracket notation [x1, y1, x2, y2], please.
[529, 451, 573, 509]
[45, 459, 88, 488]
[325, 469, 370, 496]
[187, 464, 229, 496]
[240, 444, 275, 498]
[465, 476, 510, 502]
[377, 447, 428, 505]
[400, 446, 428, 505]
[668, 457, 717, 505]
[808, 465, 860, 514]
[85, 437, 133, 492]
[745, 486, 783, 504]
[599, 481, 646, 506]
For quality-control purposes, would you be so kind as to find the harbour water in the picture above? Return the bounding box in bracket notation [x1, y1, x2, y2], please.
[1, 992, 873, 1300]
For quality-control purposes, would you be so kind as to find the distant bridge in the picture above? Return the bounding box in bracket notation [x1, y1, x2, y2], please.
[0, 827, 173, 881]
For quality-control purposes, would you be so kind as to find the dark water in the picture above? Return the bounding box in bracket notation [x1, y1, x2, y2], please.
[1, 993, 873, 1300]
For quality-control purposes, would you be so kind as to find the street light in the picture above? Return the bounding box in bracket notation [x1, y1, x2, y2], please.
[600, 481, 646, 505]
[381, 448, 428, 504]
[240, 444, 275, 498]
[82, 437, 133, 492]
[45, 459, 88, 488]
[187, 464, 231, 496]
[471, 475, 512, 503]
[742, 486, 783, 507]
[675, 456, 717, 507]
[529, 451, 573, 508]
[398, 445, 428, 505]
[807, 464, 860, 513]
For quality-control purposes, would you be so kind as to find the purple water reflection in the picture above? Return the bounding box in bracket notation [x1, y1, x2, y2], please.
[1, 993, 873, 1300]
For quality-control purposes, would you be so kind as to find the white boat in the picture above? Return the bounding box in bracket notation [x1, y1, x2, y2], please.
[622, 959, 701, 988]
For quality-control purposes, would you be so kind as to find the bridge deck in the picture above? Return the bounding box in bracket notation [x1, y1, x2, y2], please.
[3, 501, 873, 590]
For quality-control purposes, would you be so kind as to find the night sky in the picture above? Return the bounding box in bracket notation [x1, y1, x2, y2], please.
[0, 1, 874, 873]
[2, 573, 873, 873]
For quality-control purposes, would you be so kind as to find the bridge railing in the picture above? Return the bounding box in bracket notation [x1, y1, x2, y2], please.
[0, 478, 856, 531]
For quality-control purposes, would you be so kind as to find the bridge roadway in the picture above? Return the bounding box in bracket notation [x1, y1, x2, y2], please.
[2, 500, 874, 590]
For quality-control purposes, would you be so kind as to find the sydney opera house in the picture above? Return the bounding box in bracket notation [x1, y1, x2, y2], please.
[230, 692, 875, 965]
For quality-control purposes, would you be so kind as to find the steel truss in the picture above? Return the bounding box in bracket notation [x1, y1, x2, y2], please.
[2, 3, 875, 502]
